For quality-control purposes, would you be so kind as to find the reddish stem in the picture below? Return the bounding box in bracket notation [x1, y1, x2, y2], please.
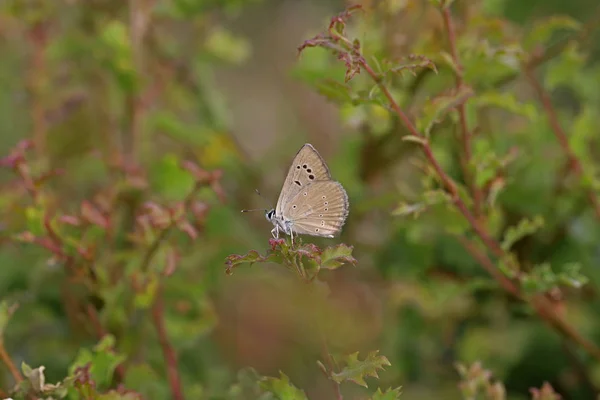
[441, 7, 483, 218]
[152, 286, 185, 400]
[358, 58, 600, 362]
[525, 68, 600, 219]
[0, 342, 23, 385]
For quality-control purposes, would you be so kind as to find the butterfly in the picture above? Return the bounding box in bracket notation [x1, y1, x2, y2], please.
[257, 143, 349, 244]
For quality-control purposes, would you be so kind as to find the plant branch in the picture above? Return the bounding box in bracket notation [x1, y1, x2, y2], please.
[441, 7, 483, 218]
[358, 57, 600, 362]
[527, 5, 600, 70]
[319, 334, 343, 400]
[27, 22, 49, 159]
[152, 285, 184, 400]
[524, 68, 600, 219]
[0, 341, 23, 386]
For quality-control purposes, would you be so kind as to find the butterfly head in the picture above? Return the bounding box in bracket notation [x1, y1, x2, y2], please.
[265, 209, 276, 222]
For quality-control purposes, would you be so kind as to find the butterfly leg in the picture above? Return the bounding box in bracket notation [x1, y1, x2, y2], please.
[271, 226, 279, 239]
[290, 230, 294, 247]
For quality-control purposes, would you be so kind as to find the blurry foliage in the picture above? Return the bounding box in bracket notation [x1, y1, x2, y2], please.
[1, 0, 600, 399]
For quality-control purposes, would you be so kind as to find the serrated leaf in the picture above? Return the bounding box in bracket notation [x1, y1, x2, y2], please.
[559, 262, 588, 289]
[260, 372, 308, 400]
[501, 216, 544, 251]
[315, 79, 354, 103]
[70, 335, 126, 389]
[570, 106, 597, 163]
[525, 16, 581, 49]
[224, 250, 279, 274]
[475, 92, 537, 120]
[320, 243, 357, 270]
[331, 351, 391, 388]
[387, 55, 437, 77]
[544, 44, 586, 90]
[371, 386, 403, 400]
[417, 86, 474, 136]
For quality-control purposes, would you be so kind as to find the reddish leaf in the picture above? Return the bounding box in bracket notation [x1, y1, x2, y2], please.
[81, 201, 109, 229]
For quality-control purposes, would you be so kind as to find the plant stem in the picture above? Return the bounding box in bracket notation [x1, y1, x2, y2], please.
[319, 331, 343, 400]
[358, 57, 600, 362]
[441, 7, 483, 218]
[0, 341, 23, 385]
[152, 285, 185, 400]
[524, 68, 600, 219]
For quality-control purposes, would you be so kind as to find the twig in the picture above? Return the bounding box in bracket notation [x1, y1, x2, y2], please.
[527, 5, 600, 70]
[151, 285, 184, 400]
[524, 68, 600, 219]
[358, 56, 600, 362]
[456, 235, 600, 360]
[0, 341, 23, 385]
[319, 334, 343, 400]
[139, 183, 201, 272]
[127, 0, 156, 160]
[441, 7, 483, 218]
[27, 22, 48, 159]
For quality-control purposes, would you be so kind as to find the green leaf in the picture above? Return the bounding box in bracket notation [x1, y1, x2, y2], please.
[331, 351, 391, 388]
[525, 16, 581, 49]
[69, 335, 126, 390]
[520, 262, 588, 295]
[320, 244, 357, 270]
[225, 240, 356, 279]
[386, 55, 437, 77]
[474, 92, 537, 120]
[260, 372, 308, 400]
[0, 301, 17, 340]
[134, 273, 159, 309]
[314, 79, 354, 103]
[544, 44, 586, 90]
[204, 27, 251, 64]
[570, 105, 597, 164]
[417, 86, 474, 136]
[371, 387, 403, 400]
[559, 262, 589, 289]
[224, 249, 280, 275]
[501, 216, 544, 251]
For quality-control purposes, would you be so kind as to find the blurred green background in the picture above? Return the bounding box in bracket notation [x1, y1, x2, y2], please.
[1, 0, 600, 399]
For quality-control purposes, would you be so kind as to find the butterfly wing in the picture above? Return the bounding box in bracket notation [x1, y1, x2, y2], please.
[282, 180, 349, 238]
[275, 144, 332, 217]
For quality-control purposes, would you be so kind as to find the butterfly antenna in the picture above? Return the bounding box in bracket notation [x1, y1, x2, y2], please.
[254, 188, 274, 209]
[240, 189, 273, 213]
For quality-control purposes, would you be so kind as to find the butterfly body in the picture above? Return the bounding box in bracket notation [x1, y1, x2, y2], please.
[265, 143, 349, 242]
